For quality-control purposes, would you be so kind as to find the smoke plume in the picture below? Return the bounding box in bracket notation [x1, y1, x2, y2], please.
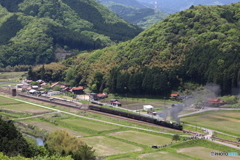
[170, 104, 184, 123]
[157, 107, 168, 120]
[157, 83, 221, 123]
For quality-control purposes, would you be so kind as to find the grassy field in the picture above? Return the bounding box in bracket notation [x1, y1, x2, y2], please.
[1, 93, 240, 159]
[61, 119, 119, 131]
[0, 112, 30, 119]
[137, 151, 193, 160]
[181, 111, 240, 136]
[213, 110, 240, 120]
[177, 146, 240, 160]
[0, 103, 51, 114]
[0, 71, 25, 81]
[0, 96, 23, 104]
[108, 131, 172, 146]
[213, 132, 239, 142]
[23, 120, 89, 137]
[84, 136, 143, 157]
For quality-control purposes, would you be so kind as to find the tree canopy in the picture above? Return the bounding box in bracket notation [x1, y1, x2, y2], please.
[0, 0, 142, 67]
[58, 3, 240, 95]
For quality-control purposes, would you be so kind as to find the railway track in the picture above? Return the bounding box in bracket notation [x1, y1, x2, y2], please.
[0, 89, 188, 133]
[13, 92, 184, 132]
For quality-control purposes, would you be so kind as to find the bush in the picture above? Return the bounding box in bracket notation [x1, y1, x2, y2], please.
[220, 95, 238, 104]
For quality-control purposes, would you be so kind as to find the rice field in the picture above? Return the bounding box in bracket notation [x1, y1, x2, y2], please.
[137, 151, 193, 160]
[177, 147, 240, 160]
[108, 130, 172, 146]
[84, 136, 143, 156]
[23, 120, 88, 137]
[181, 112, 240, 136]
[0, 96, 22, 104]
[0, 103, 51, 114]
[61, 119, 119, 131]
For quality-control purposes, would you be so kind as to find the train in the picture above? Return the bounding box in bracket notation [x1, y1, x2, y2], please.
[88, 105, 183, 130]
[16, 93, 182, 130]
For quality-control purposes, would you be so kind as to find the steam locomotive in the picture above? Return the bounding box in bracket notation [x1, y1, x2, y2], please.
[88, 105, 183, 130]
[17, 93, 182, 130]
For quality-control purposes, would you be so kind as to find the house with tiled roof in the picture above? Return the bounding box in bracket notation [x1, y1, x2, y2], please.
[70, 86, 84, 94]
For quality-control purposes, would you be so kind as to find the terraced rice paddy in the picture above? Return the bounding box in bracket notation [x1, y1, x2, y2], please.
[181, 111, 240, 136]
[84, 136, 143, 156]
[108, 130, 172, 146]
[61, 118, 119, 131]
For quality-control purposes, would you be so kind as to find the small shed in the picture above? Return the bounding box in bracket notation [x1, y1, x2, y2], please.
[112, 101, 121, 107]
[143, 105, 154, 111]
[32, 85, 39, 89]
[29, 89, 38, 94]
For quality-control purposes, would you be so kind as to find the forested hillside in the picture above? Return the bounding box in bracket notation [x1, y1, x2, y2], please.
[56, 3, 240, 95]
[99, 1, 168, 28]
[98, 0, 147, 8]
[0, 0, 142, 67]
[138, 0, 240, 13]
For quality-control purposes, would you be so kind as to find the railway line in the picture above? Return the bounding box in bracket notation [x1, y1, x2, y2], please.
[8, 92, 183, 132]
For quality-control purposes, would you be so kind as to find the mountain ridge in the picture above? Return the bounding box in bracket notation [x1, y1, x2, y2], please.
[0, 0, 142, 67]
[60, 3, 240, 95]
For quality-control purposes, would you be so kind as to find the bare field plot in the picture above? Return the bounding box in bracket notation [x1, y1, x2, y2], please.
[181, 114, 240, 136]
[23, 120, 88, 137]
[138, 151, 193, 160]
[0, 104, 51, 114]
[0, 96, 22, 104]
[61, 119, 119, 131]
[84, 136, 143, 156]
[108, 131, 172, 146]
[178, 147, 240, 160]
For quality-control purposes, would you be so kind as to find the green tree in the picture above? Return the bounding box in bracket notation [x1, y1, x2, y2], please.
[0, 119, 33, 157]
[172, 134, 180, 142]
[45, 130, 95, 160]
[27, 66, 34, 80]
[40, 65, 45, 81]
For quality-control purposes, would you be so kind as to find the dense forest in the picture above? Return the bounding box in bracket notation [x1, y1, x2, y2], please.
[138, 0, 240, 13]
[0, 0, 142, 67]
[99, 1, 168, 28]
[41, 3, 240, 96]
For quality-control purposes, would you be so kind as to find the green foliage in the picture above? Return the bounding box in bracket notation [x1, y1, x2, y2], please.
[0, 14, 23, 45]
[0, 0, 142, 67]
[101, 1, 168, 29]
[172, 134, 180, 142]
[45, 130, 95, 160]
[31, 63, 67, 82]
[0, 118, 33, 157]
[61, 3, 240, 96]
[172, 139, 240, 155]
[220, 95, 238, 104]
[0, 152, 28, 160]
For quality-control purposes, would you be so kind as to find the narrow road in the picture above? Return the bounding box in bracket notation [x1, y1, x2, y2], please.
[184, 123, 240, 149]
[179, 107, 240, 118]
